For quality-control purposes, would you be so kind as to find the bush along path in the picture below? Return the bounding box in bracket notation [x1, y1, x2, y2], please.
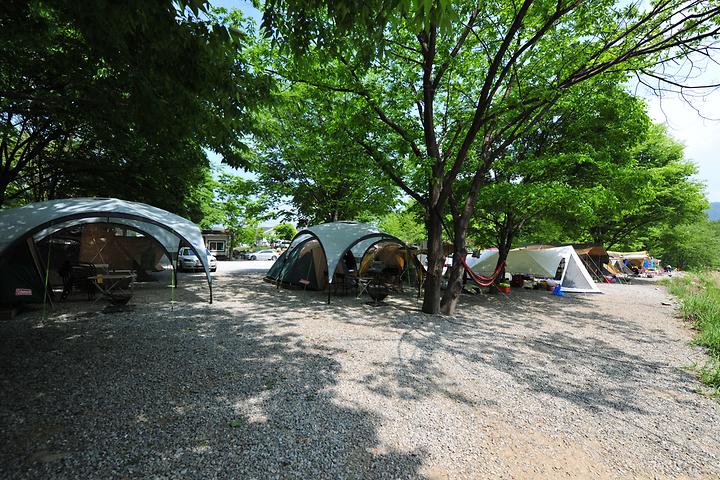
[664, 272, 720, 392]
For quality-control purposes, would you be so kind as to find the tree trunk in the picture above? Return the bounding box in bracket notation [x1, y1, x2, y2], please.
[440, 220, 468, 314]
[0, 175, 10, 208]
[421, 208, 445, 314]
[496, 222, 515, 281]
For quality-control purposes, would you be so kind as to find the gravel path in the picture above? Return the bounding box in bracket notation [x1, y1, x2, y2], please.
[1, 265, 719, 479]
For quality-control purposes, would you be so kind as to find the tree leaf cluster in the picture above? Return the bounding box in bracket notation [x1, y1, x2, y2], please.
[256, 0, 719, 313]
[249, 83, 400, 225]
[0, 1, 270, 218]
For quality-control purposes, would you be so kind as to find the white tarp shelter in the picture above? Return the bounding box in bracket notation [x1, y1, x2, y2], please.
[471, 246, 601, 293]
[0, 197, 212, 302]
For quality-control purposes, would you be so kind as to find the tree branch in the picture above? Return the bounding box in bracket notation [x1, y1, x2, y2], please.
[354, 137, 427, 206]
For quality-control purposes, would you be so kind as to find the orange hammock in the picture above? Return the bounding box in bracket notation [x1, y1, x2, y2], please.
[460, 255, 506, 287]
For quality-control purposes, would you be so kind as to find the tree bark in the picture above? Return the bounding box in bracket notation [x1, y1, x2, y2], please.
[496, 222, 515, 281]
[440, 217, 468, 314]
[421, 207, 445, 314]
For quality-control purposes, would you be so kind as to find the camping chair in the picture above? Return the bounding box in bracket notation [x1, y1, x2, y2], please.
[357, 261, 384, 298]
[59, 262, 98, 301]
[92, 272, 135, 304]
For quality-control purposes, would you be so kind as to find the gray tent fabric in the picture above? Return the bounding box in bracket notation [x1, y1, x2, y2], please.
[291, 222, 399, 283]
[32, 217, 181, 258]
[0, 197, 212, 301]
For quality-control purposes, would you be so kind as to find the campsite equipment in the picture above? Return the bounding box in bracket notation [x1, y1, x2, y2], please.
[367, 280, 390, 303]
[497, 283, 511, 295]
[607, 251, 661, 275]
[459, 256, 505, 287]
[0, 197, 212, 305]
[471, 246, 601, 294]
[265, 222, 418, 302]
[552, 284, 565, 297]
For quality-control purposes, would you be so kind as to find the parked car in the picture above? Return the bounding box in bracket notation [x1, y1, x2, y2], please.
[177, 247, 217, 272]
[272, 240, 292, 249]
[244, 249, 277, 261]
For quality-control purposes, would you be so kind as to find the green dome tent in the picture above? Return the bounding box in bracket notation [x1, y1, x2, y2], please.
[265, 221, 416, 301]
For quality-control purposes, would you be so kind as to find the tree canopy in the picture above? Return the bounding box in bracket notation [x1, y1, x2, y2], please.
[258, 0, 720, 313]
[1, 1, 269, 218]
[250, 84, 400, 225]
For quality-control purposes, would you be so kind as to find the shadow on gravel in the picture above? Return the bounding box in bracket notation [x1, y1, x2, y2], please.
[323, 285, 694, 416]
[0, 300, 426, 478]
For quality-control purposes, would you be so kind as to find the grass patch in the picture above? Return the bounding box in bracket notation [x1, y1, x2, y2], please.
[662, 272, 720, 393]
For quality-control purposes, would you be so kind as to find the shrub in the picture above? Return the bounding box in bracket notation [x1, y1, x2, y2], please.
[664, 272, 720, 392]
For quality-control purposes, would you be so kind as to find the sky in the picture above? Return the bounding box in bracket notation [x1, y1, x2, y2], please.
[209, 0, 720, 203]
[645, 90, 720, 202]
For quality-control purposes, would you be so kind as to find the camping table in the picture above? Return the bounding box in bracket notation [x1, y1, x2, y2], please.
[92, 272, 135, 303]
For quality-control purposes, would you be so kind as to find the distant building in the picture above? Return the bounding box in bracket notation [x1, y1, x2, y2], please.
[202, 227, 232, 260]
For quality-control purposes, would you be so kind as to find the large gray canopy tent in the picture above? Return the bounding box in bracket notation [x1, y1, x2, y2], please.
[0, 197, 212, 303]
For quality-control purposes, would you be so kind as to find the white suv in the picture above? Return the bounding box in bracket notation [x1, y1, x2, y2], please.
[245, 249, 277, 261]
[177, 247, 217, 272]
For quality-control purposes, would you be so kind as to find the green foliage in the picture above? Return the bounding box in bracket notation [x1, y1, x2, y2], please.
[664, 272, 720, 393]
[515, 123, 707, 251]
[250, 84, 399, 225]
[377, 202, 426, 245]
[651, 221, 720, 271]
[272, 223, 297, 240]
[471, 81, 650, 252]
[199, 172, 272, 247]
[0, 1, 269, 216]
[576, 124, 707, 248]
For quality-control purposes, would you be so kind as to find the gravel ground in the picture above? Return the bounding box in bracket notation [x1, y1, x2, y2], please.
[1, 264, 719, 479]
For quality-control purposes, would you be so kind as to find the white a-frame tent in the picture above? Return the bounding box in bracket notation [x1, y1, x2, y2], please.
[471, 246, 601, 293]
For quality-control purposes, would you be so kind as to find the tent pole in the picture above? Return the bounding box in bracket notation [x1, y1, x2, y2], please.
[579, 254, 603, 283]
[171, 263, 176, 311]
[43, 239, 52, 316]
[27, 237, 53, 309]
[327, 283, 331, 304]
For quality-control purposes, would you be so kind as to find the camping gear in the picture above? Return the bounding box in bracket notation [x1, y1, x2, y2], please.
[459, 256, 505, 287]
[266, 238, 327, 290]
[265, 222, 417, 302]
[367, 281, 390, 303]
[552, 284, 565, 296]
[0, 197, 212, 305]
[607, 251, 660, 272]
[471, 246, 601, 293]
[573, 245, 612, 282]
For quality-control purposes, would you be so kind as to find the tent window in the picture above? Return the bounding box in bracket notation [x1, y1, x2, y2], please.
[112, 227, 142, 237]
[555, 258, 565, 280]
